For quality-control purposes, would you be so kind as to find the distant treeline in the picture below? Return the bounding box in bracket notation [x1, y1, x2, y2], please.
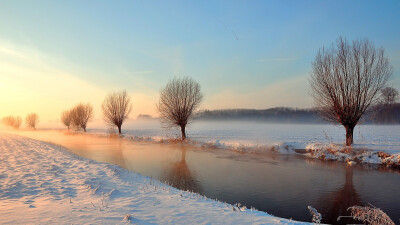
[194, 105, 400, 124]
[194, 107, 321, 123]
[368, 103, 400, 124]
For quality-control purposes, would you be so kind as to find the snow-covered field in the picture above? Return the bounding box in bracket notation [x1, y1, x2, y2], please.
[0, 132, 308, 224]
[96, 121, 400, 154]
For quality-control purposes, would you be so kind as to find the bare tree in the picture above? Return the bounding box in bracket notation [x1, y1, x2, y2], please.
[157, 77, 203, 140]
[380, 87, 398, 106]
[61, 110, 72, 129]
[310, 37, 392, 146]
[13, 116, 22, 129]
[101, 90, 132, 134]
[25, 113, 39, 130]
[2, 116, 22, 129]
[70, 103, 94, 132]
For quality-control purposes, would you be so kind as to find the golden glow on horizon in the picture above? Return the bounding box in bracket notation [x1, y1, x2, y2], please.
[0, 40, 314, 127]
[204, 75, 312, 110]
[0, 41, 158, 123]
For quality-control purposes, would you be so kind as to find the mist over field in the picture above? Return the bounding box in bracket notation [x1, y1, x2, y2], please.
[22, 118, 398, 154]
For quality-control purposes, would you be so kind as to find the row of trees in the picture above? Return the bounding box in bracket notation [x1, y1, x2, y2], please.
[160, 37, 394, 146]
[61, 103, 94, 132]
[2, 116, 22, 129]
[59, 78, 203, 140]
[60, 36, 394, 147]
[61, 90, 133, 134]
[1, 113, 39, 130]
[2, 36, 394, 147]
[155, 37, 394, 146]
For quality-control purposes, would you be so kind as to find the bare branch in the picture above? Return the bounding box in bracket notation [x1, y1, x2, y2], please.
[1, 116, 22, 129]
[310, 37, 392, 145]
[101, 90, 132, 134]
[70, 103, 94, 132]
[380, 87, 398, 106]
[61, 110, 72, 130]
[25, 113, 39, 130]
[157, 77, 203, 140]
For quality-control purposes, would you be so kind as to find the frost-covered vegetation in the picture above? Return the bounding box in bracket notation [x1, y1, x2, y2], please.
[347, 205, 395, 225]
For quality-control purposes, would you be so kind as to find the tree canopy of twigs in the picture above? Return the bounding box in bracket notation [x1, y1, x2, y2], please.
[70, 103, 93, 132]
[157, 77, 203, 140]
[1, 116, 22, 129]
[101, 90, 132, 134]
[61, 110, 72, 129]
[380, 87, 398, 106]
[25, 113, 39, 130]
[310, 37, 392, 146]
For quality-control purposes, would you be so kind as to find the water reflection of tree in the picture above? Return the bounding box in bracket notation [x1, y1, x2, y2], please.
[162, 147, 202, 193]
[317, 166, 362, 224]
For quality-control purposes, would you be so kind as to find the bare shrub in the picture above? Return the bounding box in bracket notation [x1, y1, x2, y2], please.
[347, 205, 395, 225]
[310, 37, 392, 146]
[308, 206, 322, 224]
[70, 103, 94, 132]
[25, 113, 39, 130]
[101, 90, 132, 134]
[157, 77, 203, 140]
[61, 110, 72, 129]
[2, 116, 22, 129]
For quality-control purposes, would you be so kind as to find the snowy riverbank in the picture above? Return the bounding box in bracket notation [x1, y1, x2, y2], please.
[85, 128, 400, 169]
[0, 132, 309, 224]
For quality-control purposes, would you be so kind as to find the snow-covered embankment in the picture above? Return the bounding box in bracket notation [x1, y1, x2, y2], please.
[0, 133, 308, 224]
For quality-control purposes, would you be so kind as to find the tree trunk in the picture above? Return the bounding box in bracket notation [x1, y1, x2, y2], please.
[118, 125, 122, 134]
[181, 125, 186, 141]
[83, 126, 86, 132]
[345, 125, 354, 146]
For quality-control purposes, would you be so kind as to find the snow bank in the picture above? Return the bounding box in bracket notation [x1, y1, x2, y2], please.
[304, 143, 400, 168]
[0, 132, 308, 224]
[87, 130, 300, 154]
[101, 123, 400, 155]
[85, 130, 400, 168]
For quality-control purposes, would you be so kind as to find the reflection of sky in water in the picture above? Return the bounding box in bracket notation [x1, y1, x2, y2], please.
[11, 130, 400, 224]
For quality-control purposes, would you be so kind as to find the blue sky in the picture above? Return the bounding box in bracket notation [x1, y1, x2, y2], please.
[0, 0, 399, 119]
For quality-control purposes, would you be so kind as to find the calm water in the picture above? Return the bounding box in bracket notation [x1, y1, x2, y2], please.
[12, 130, 400, 224]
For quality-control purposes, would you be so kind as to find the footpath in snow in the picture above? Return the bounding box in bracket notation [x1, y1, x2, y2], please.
[0, 133, 308, 225]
